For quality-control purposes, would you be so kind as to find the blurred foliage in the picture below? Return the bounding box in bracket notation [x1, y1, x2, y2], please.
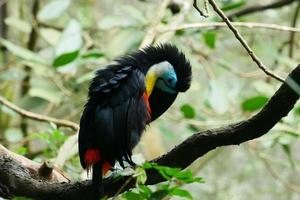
[0, 0, 299, 199]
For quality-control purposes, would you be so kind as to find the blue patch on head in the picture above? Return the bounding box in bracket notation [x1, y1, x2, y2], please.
[155, 68, 177, 93]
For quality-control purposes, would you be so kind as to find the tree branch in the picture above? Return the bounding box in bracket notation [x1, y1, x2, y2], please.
[193, 0, 209, 17]
[1, 64, 300, 199]
[0, 95, 79, 131]
[161, 22, 300, 33]
[207, 0, 285, 82]
[228, 0, 297, 20]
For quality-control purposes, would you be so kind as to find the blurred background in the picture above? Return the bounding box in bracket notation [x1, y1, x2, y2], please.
[0, 0, 300, 199]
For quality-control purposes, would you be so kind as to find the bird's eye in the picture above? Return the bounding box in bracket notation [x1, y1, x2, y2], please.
[167, 78, 173, 83]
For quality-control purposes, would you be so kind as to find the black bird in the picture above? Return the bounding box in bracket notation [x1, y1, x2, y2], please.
[78, 43, 192, 199]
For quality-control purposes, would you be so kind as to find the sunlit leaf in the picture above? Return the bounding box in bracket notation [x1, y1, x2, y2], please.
[241, 96, 268, 111]
[37, 0, 71, 21]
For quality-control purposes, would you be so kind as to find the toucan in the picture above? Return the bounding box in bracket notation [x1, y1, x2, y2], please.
[78, 43, 192, 199]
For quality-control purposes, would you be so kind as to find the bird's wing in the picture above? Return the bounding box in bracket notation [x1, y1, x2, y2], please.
[79, 65, 150, 168]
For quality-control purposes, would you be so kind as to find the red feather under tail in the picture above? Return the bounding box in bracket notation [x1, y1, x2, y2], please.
[85, 148, 101, 176]
[84, 148, 112, 176]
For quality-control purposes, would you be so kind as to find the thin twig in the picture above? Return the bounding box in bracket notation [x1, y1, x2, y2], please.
[0, 95, 79, 131]
[207, 0, 284, 82]
[193, 0, 209, 17]
[288, 0, 300, 58]
[161, 22, 300, 33]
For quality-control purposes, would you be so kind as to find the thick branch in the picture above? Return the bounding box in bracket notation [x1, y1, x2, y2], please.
[1, 64, 300, 199]
[228, 0, 297, 20]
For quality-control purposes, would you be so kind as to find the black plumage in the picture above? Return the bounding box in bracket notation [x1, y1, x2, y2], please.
[78, 43, 192, 199]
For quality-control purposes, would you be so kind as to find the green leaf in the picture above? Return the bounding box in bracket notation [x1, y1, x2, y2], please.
[37, 0, 71, 21]
[142, 162, 154, 169]
[53, 51, 79, 67]
[54, 19, 82, 67]
[16, 147, 28, 156]
[241, 96, 268, 111]
[180, 104, 195, 119]
[170, 188, 192, 199]
[295, 106, 300, 115]
[138, 185, 152, 197]
[172, 170, 193, 182]
[194, 177, 205, 183]
[203, 31, 217, 49]
[221, 0, 246, 11]
[149, 190, 168, 200]
[0, 39, 47, 64]
[4, 17, 31, 33]
[81, 51, 105, 59]
[123, 191, 144, 200]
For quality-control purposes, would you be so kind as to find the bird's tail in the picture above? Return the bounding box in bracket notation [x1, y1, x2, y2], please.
[92, 161, 103, 200]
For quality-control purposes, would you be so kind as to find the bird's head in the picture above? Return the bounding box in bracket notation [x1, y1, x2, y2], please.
[116, 43, 192, 120]
[145, 61, 178, 95]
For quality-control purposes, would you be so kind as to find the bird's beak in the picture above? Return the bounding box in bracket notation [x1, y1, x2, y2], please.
[145, 70, 157, 96]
